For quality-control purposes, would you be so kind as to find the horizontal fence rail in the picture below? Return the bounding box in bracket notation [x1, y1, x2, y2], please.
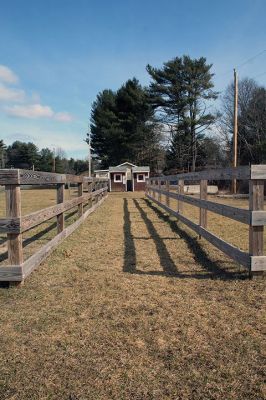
[0, 169, 109, 283]
[146, 165, 266, 276]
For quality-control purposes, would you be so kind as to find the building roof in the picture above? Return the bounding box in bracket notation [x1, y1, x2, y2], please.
[94, 162, 150, 174]
[109, 166, 128, 172]
[132, 166, 150, 172]
[116, 162, 137, 167]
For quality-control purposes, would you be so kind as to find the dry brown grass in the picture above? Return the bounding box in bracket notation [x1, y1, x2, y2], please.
[0, 191, 265, 399]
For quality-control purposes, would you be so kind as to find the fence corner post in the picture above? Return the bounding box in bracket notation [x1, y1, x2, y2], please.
[249, 179, 264, 277]
[177, 179, 184, 214]
[6, 184, 23, 266]
[166, 179, 170, 207]
[57, 183, 65, 233]
[199, 179, 208, 238]
[78, 181, 83, 217]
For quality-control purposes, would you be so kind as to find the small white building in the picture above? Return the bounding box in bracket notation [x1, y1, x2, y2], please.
[95, 162, 150, 192]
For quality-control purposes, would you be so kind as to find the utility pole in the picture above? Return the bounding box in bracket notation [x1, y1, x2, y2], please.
[232, 68, 238, 194]
[85, 126, 93, 178]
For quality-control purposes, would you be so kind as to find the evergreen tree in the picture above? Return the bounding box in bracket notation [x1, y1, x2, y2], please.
[90, 89, 120, 167]
[89, 79, 160, 168]
[38, 148, 54, 171]
[147, 56, 218, 171]
[6, 141, 39, 169]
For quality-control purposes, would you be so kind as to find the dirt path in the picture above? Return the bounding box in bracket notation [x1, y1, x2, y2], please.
[0, 192, 265, 400]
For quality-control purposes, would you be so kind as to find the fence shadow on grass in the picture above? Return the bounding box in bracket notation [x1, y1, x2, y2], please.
[123, 196, 248, 280]
[143, 198, 248, 280]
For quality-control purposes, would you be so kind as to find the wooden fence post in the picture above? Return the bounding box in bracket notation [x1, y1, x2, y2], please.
[151, 179, 154, 199]
[88, 181, 93, 208]
[166, 180, 170, 207]
[78, 182, 83, 217]
[6, 184, 23, 266]
[177, 179, 184, 213]
[57, 183, 64, 233]
[199, 179, 208, 239]
[158, 179, 162, 203]
[249, 180, 264, 276]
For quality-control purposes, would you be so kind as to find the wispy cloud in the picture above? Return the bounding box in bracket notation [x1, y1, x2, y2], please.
[0, 64, 74, 122]
[0, 84, 25, 102]
[5, 103, 54, 118]
[5, 103, 73, 121]
[53, 111, 74, 122]
[0, 65, 19, 84]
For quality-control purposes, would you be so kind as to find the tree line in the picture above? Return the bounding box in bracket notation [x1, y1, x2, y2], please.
[0, 140, 89, 174]
[89, 55, 266, 173]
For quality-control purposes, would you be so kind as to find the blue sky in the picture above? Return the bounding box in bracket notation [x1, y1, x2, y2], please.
[1, 0, 266, 159]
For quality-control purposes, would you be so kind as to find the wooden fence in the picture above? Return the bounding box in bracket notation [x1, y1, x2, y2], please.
[146, 165, 266, 276]
[0, 169, 108, 283]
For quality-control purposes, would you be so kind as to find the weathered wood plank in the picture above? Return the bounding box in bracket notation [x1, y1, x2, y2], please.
[155, 166, 251, 182]
[6, 184, 23, 265]
[177, 180, 184, 214]
[251, 211, 266, 226]
[21, 187, 107, 232]
[251, 256, 266, 271]
[249, 180, 264, 264]
[65, 174, 83, 183]
[147, 185, 250, 225]
[22, 195, 107, 279]
[199, 180, 207, 238]
[0, 266, 23, 281]
[78, 182, 83, 217]
[166, 180, 170, 207]
[0, 169, 20, 185]
[146, 193, 250, 269]
[0, 218, 21, 233]
[57, 183, 65, 233]
[200, 180, 207, 227]
[250, 165, 266, 180]
[19, 169, 66, 184]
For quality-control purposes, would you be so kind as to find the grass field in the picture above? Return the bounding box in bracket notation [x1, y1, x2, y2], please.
[0, 190, 265, 399]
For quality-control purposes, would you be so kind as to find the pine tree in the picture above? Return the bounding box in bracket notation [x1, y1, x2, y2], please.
[147, 56, 218, 171]
[89, 79, 160, 168]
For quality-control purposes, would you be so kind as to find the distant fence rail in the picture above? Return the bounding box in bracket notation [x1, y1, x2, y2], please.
[146, 165, 266, 276]
[0, 169, 108, 283]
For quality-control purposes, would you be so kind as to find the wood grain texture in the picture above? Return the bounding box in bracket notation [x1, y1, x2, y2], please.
[200, 180, 208, 231]
[78, 182, 83, 217]
[153, 166, 251, 182]
[250, 165, 266, 180]
[22, 195, 108, 279]
[178, 180, 184, 213]
[0, 169, 19, 185]
[57, 184, 65, 233]
[249, 180, 264, 259]
[0, 265, 23, 281]
[166, 180, 170, 207]
[21, 187, 107, 232]
[251, 256, 266, 271]
[146, 193, 250, 269]
[6, 184, 23, 265]
[0, 217, 21, 233]
[147, 185, 250, 225]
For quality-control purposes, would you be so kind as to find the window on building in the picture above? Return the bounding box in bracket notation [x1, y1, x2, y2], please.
[137, 174, 145, 182]
[114, 174, 122, 182]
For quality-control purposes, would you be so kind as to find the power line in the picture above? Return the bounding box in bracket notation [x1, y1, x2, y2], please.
[216, 49, 266, 78]
[236, 49, 266, 69]
[253, 71, 266, 79]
